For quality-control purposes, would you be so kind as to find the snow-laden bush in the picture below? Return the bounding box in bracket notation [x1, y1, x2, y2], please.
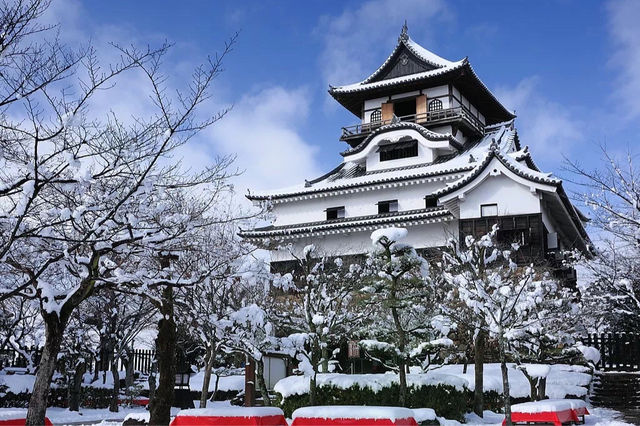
[275, 382, 468, 421]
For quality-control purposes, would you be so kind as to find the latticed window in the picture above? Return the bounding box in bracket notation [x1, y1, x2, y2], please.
[428, 99, 443, 111]
[370, 109, 382, 122]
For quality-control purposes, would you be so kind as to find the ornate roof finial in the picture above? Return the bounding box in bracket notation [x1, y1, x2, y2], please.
[399, 20, 409, 42]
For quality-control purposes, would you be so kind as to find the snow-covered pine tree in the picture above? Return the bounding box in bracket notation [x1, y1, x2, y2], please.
[362, 227, 442, 407]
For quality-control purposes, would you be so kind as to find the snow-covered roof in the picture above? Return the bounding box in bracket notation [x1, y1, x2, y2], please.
[331, 59, 468, 94]
[328, 26, 515, 124]
[341, 121, 461, 157]
[239, 207, 453, 240]
[247, 122, 516, 202]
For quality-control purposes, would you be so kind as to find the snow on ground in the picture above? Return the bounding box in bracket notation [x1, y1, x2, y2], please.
[426, 363, 591, 399]
[0, 406, 174, 425]
[274, 372, 467, 400]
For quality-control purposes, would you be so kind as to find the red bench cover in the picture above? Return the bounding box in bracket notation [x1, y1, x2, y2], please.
[0, 418, 53, 426]
[171, 414, 287, 426]
[504, 409, 579, 426]
[291, 418, 417, 426]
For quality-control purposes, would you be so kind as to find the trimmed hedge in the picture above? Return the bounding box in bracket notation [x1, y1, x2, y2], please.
[276, 382, 468, 421]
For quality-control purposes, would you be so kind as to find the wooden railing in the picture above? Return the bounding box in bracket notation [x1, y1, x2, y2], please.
[341, 106, 485, 139]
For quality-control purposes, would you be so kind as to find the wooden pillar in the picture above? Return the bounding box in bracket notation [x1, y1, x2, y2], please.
[244, 357, 255, 407]
[381, 102, 394, 122]
[416, 94, 427, 123]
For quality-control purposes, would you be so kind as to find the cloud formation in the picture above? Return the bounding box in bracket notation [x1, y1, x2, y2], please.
[203, 86, 321, 194]
[607, 0, 640, 119]
[37, 0, 322, 196]
[316, 0, 450, 87]
[495, 77, 583, 167]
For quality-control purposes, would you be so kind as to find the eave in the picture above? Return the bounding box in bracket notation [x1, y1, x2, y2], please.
[329, 62, 515, 125]
[239, 207, 453, 240]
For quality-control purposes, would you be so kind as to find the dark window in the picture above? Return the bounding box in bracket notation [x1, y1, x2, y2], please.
[425, 196, 438, 208]
[370, 109, 381, 123]
[393, 98, 416, 118]
[377, 200, 398, 214]
[480, 204, 498, 217]
[428, 99, 443, 112]
[325, 206, 345, 220]
[379, 141, 418, 162]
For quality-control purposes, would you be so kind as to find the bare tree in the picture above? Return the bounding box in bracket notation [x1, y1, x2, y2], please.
[0, 2, 241, 424]
[565, 146, 640, 329]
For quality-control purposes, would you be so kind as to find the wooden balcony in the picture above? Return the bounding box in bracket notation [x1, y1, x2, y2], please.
[340, 106, 485, 142]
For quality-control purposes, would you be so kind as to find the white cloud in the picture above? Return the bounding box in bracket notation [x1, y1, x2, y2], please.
[495, 77, 583, 167]
[316, 0, 450, 88]
[34, 0, 323, 196]
[607, 0, 640, 119]
[203, 86, 321, 194]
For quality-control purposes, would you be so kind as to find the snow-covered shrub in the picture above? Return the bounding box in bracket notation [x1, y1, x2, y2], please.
[275, 381, 468, 421]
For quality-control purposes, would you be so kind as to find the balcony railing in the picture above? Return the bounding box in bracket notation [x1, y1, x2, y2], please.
[340, 106, 485, 140]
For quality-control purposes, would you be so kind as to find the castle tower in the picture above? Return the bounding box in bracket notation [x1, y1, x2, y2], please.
[241, 25, 591, 279]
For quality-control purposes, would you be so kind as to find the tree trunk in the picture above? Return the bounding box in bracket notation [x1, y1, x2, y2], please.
[309, 369, 317, 406]
[473, 330, 485, 417]
[463, 361, 468, 374]
[498, 334, 512, 426]
[26, 315, 66, 426]
[200, 347, 214, 408]
[321, 346, 329, 373]
[125, 348, 134, 389]
[68, 361, 86, 412]
[255, 358, 271, 406]
[398, 359, 408, 407]
[537, 377, 547, 401]
[210, 373, 220, 402]
[149, 287, 177, 426]
[109, 360, 120, 412]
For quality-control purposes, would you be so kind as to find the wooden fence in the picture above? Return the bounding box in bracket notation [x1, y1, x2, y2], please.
[0, 347, 156, 374]
[582, 332, 640, 371]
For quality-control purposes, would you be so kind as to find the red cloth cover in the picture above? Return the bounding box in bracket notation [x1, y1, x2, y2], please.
[0, 418, 54, 426]
[170, 414, 287, 426]
[291, 417, 418, 426]
[503, 408, 579, 426]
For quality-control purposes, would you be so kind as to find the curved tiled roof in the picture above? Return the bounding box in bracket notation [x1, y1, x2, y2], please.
[340, 121, 461, 157]
[433, 142, 560, 198]
[239, 207, 453, 239]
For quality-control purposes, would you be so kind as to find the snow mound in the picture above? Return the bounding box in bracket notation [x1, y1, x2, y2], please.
[412, 408, 437, 422]
[426, 363, 591, 399]
[371, 227, 408, 245]
[511, 399, 574, 413]
[188, 373, 244, 392]
[274, 372, 468, 400]
[292, 406, 415, 421]
[124, 412, 150, 422]
[577, 344, 601, 364]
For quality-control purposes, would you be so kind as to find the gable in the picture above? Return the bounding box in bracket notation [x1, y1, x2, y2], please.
[373, 45, 437, 82]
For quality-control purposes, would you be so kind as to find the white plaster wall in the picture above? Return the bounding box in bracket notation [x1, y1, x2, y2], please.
[458, 174, 542, 219]
[366, 139, 435, 171]
[361, 86, 450, 124]
[270, 220, 457, 262]
[272, 180, 451, 227]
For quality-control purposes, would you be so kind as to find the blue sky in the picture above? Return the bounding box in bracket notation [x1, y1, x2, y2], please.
[44, 0, 640, 196]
